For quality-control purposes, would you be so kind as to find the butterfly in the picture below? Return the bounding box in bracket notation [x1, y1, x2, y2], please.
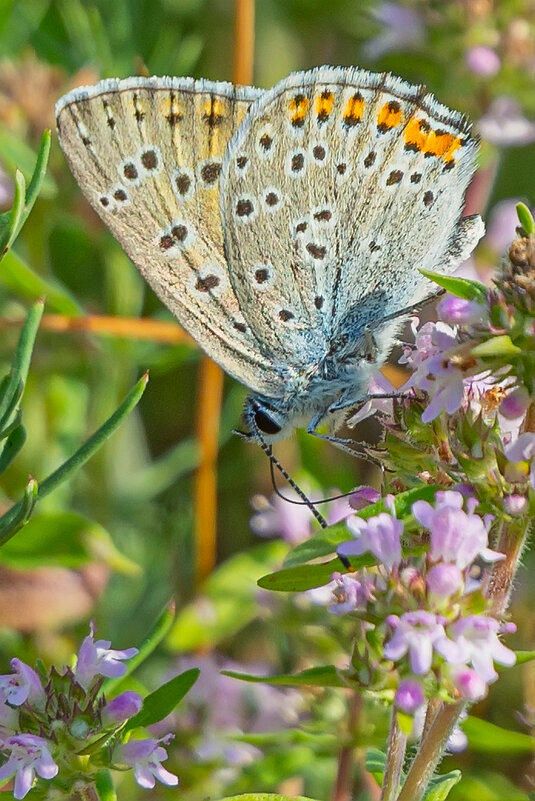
[55, 66, 483, 443]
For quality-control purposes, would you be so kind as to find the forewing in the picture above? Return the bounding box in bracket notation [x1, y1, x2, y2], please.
[55, 76, 280, 396]
[220, 66, 481, 363]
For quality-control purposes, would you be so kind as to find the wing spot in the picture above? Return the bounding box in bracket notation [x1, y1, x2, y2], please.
[236, 155, 248, 169]
[410, 172, 422, 184]
[99, 196, 110, 207]
[314, 295, 324, 310]
[343, 92, 365, 127]
[296, 221, 308, 233]
[265, 191, 279, 207]
[234, 321, 247, 333]
[236, 198, 254, 217]
[123, 163, 138, 181]
[364, 151, 376, 168]
[386, 169, 403, 186]
[82, 136, 92, 147]
[369, 241, 381, 252]
[313, 209, 332, 222]
[316, 90, 335, 122]
[423, 190, 435, 207]
[113, 188, 128, 202]
[279, 309, 294, 322]
[306, 243, 327, 260]
[171, 224, 188, 242]
[140, 149, 159, 171]
[291, 152, 305, 171]
[203, 97, 224, 128]
[175, 172, 192, 196]
[200, 162, 221, 184]
[255, 267, 270, 284]
[377, 100, 403, 133]
[159, 234, 175, 250]
[337, 163, 347, 174]
[289, 93, 309, 127]
[195, 274, 220, 292]
[259, 133, 273, 151]
[312, 144, 326, 161]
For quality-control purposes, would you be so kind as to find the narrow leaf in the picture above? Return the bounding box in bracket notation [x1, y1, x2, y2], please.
[471, 335, 522, 357]
[124, 668, 199, 732]
[222, 665, 348, 689]
[423, 771, 462, 801]
[0, 374, 148, 545]
[93, 770, 117, 801]
[0, 424, 26, 474]
[258, 560, 341, 592]
[419, 269, 488, 302]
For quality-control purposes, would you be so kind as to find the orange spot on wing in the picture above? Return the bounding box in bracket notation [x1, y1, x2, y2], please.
[404, 117, 429, 152]
[377, 100, 403, 131]
[316, 90, 335, 120]
[289, 94, 309, 126]
[343, 92, 365, 125]
[424, 130, 462, 162]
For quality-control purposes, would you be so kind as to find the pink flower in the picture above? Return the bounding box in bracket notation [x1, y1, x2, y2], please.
[339, 512, 403, 571]
[0, 734, 58, 799]
[426, 563, 464, 599]
[102, 691, 143, 725]
[437, 295, 487, 325]
[479, 97, 535, 147]
[0, 660, 45, 708]
[74, 623, 138, 690]
[465, 45, 501, 77]
[384, 611, 447, 675]
[436, 615, 516, 682]
[395, 677, 425, 714]
[412, 491, 502, 568]
[114, 736, 178, 789]
[505, 433, 535, 488]
[329, 572, 375, 616]
[450, 667, 487, 701]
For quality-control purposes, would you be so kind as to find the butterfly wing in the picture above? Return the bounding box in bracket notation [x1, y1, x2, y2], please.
[219, 66, 482, 368]
[55, 76, 282, 396]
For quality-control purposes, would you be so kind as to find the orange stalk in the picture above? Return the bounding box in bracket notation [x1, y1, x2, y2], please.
[193, 0, 256, 585]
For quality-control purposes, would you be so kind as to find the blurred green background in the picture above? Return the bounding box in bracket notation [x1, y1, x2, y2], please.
[1, 1, 535, 799]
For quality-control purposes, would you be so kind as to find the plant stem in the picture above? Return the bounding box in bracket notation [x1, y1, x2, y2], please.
[380, 711, 407, 801]
[331, 692, 361, 801]
[396, 701, 464, 801]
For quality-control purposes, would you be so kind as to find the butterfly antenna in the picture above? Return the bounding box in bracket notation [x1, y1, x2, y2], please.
[251, 428, 328, 529]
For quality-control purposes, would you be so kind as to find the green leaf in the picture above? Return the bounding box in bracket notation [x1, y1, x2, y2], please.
[258, 560, 342, 592]
[93, 769, 117, 801]
[167, 541, 288, 650]
[513, 650, 535, 665]
[419, 269, 488, 302]
[0, 373, 148, 545]
[124, 668, 199, 732]
[365, 748, 387, 785]
[218, 791, 321, 801]
[516, 202, 535, 235]
[221, 665, 349, 689]
[0, 424, 26, 474]
[0, 511, 139, 572]
[423, 771, 462, 801]
[0, 131, 52, 257]
[471, 335, 522, 357]
[463, 716, 535, 753]
[0, 249, 82, 314]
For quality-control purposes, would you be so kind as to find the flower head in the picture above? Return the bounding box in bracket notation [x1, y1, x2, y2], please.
[74, 623, 138, 690]
[384, 611, 447, 675]
[114, 736, 178, 789]
[0, 660, 45, 708]
[0, 734, 58, 800]
[339, 511, 403, 571]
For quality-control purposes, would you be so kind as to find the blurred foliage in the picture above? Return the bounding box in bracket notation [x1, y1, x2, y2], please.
[0, 1, 534, 799]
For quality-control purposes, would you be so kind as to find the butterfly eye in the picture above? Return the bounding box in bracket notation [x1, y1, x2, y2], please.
[254, 409, 282, 435]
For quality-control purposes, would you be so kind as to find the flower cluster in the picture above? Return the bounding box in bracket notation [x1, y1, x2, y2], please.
[0, 624, 178, 798]
[326, 491, 516, 715]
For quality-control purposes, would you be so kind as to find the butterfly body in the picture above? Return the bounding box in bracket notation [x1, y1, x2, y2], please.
[55, 67, 484, 442]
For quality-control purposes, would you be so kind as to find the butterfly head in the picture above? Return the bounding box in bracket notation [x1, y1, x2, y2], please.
[242, 396, 295, 443]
